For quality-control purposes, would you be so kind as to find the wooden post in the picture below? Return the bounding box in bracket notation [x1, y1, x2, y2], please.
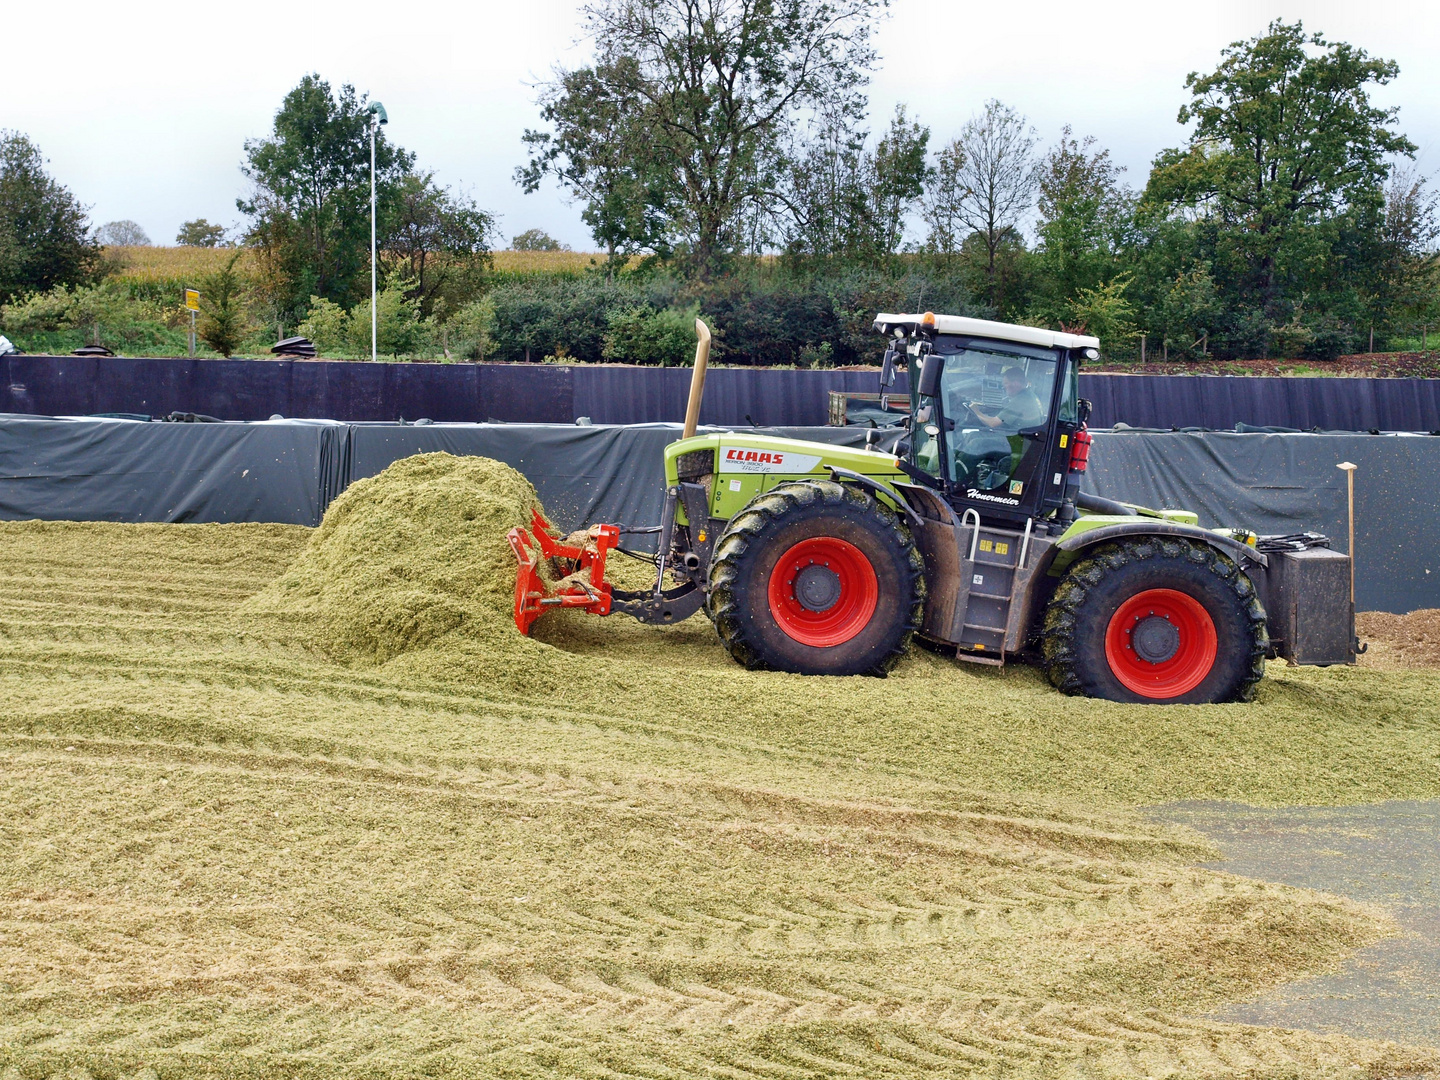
[1369, 326, 1374, 353]
[1337, 461, 1357, 608]
[1163, 339, 1168, 362]
[1140, 333, 1146, 363]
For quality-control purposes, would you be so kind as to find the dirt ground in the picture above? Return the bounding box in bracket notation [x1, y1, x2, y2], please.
[1358, 610, 1440, 670]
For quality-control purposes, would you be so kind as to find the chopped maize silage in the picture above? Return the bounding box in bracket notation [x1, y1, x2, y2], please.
[248, 452, 555, 667]
[3, 505, 1440, 1078]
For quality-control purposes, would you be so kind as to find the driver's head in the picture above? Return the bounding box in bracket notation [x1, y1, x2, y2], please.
[1002, 367, 1028, 395]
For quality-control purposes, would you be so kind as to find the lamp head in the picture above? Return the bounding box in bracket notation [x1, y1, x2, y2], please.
[368, 102, 388, 125]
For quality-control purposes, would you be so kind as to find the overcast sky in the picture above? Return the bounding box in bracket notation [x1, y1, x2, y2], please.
[7, 0, 1439, 250]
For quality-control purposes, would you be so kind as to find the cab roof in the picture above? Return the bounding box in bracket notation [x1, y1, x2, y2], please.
[873, 313, 1100, 352]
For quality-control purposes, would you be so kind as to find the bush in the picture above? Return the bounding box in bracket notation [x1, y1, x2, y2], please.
[197, 250, 251, 357]
[487, 276, 643, 363]
[298, 297, 349, 355]
[446, 297, 495, 361]
[602, 304, 702, 365]
[348, 279, 431, 358]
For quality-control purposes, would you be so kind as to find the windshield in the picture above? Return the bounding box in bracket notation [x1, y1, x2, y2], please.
[912, 338, 1062, 489]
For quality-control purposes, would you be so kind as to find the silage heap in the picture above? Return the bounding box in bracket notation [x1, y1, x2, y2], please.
[248, 452, 580, 690]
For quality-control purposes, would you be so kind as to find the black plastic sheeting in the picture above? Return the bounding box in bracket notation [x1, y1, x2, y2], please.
[7, 354, 1440, 431]
[0, 414, 1432, 612]
[0, 415, 345, 525]
[1085, 430, 1437, 618]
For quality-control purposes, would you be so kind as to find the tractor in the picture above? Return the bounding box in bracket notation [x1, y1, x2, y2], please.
[510, 313, 1355, 704]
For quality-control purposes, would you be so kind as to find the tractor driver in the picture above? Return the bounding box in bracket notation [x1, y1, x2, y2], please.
[969, 367, 1044, 433]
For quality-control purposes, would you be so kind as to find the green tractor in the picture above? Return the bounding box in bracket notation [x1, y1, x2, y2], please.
[510, 313, 1355, 704]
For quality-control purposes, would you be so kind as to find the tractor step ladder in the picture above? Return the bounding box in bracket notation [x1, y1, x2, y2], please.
[953, 512, 1030, 667]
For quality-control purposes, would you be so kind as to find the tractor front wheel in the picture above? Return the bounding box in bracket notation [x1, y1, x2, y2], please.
[707, 480, 924, 676]
[1042, 538, 1268, 704]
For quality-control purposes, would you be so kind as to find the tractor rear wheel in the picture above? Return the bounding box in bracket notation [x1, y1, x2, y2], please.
[707, 479, 924, 676]
[1042, 538, 1268, 704]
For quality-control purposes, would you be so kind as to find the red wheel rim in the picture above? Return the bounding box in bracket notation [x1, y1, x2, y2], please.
[1104, 588, 1218, 699]
[767, 537, 879, 647]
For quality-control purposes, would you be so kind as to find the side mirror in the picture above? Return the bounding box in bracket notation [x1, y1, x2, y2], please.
[880, 345, 897, 388]
[1077, 398, 1093, 425]
[917, 351, 941, 397]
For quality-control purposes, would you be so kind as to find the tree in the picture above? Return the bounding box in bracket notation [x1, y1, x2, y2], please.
[923, 100, 1038, 309]
[1363, 167, 1440, 336]
[238, 74, 415, 318]
[176, 219, 227, 247]
[510, 228, 567, 252]
[1029, 128, 1133, 325]
[0, 131, 98, 303]
[383, 172, 493, 316]
[1146, 21, 1413, 333]
[527, 0, 889, 276]
[97, 220, 151, 246]
[519, 59, 675, 269]
[782, 104, 929, 263]
[196, 250, 250, 356]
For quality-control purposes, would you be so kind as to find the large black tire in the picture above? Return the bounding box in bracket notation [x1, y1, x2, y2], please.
[1042, 537, 1268, 704]
[707, 480, 924, 676]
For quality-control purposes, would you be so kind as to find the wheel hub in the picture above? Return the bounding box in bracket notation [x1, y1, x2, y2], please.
[793, 562, 842, 613]
[1130, 614, 1180, 664]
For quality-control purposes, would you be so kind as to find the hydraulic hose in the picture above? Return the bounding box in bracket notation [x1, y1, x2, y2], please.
[1076, 491, 1137, 516]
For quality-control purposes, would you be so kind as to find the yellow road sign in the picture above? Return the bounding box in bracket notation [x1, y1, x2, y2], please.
[184, 289, 200, 311]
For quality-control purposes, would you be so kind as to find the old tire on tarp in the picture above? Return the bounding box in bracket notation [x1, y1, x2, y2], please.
[706, 479, 923, 676]
[1042, 537, 1268, 704]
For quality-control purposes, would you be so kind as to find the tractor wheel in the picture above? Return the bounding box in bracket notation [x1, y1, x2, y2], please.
[1042, 538, 1268, 704]
[707, 479, 924, 676]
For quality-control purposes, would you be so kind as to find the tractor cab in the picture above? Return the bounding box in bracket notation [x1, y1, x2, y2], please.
[874, 313, 1098, 529]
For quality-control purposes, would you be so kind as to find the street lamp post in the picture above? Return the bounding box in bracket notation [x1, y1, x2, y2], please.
[367, 102, 388, 362]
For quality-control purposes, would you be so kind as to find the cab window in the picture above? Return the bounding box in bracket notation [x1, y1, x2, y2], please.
[917, 338, 1061, 490]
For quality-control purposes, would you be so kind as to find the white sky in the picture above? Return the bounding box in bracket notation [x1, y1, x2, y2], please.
[6, 0, 1438, 250]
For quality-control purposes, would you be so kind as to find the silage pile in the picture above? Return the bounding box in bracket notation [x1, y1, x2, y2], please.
[249, 453, 559, 672]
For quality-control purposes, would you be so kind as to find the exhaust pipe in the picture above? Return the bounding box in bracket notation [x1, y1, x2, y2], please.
[682, 319, 712, 439]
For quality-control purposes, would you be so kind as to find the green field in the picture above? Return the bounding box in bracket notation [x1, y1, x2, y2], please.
[2, 458, 1438, 1078]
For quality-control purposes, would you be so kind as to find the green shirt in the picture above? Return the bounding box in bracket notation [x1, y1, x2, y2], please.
[996, 387, 1044, 431]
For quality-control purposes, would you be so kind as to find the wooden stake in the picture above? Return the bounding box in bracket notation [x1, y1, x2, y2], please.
[1337, 461, 1357, 607]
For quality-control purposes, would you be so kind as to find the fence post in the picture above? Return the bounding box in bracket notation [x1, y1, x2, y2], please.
[1140, 333, 1146, 363]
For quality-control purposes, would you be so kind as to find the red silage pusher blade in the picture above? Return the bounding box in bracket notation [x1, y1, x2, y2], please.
[506, 507, 622, 636]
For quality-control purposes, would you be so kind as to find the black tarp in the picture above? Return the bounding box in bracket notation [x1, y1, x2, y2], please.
[7, 354, 1440, 431]
[1085, 430, 1438, 618]
[0, 414, 1433, 612]
[0, 414, 344, 525]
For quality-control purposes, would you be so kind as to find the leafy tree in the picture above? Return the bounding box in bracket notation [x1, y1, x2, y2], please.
[238, 74, 415, 318]
[97, 220, 151, 246]
[383, 172, 493, 316]
[0, 131, 98, 303]
[1029, 128, 1133, 325]
[923, 100, 1037, 311]
[519, 60, 675, 270]
[782, 105, 929, 263]
[196, 250, 250, 356]
[176, 219, 227, 247]
[1145, 20, 1414, 349]
[509, 228, 566, 252]
[1366, 167, 1440, 335]
[528, 0, 889, 276]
